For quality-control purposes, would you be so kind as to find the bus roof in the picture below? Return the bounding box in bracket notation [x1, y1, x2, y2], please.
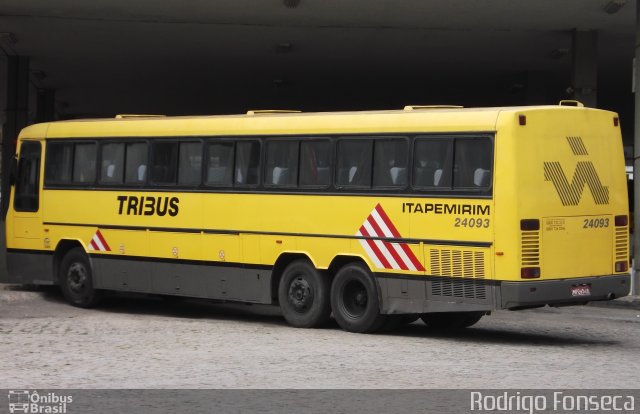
[18, 104, 616, 139]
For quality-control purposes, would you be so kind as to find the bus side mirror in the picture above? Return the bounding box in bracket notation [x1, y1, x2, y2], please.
[9, 156, 17, 186]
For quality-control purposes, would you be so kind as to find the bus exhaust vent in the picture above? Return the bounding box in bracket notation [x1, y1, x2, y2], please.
[429, 249, 485, 278]
[431, 278, 488, 300]
[615, 227, 628, 263]
[521, 230, 540, 267]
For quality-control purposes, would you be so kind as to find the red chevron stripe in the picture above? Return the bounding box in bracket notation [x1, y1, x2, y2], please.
[374, 204, 424, 271]
[359, 225, 391, 269]
[382, 240, 408, 271]
[95, 230, 111, 251]
[374, 204, 401, 238]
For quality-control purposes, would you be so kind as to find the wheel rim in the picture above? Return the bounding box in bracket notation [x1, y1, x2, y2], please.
[341, 279, 368, 319]
[287, 276, 313, 313]
[67, 262, 88, 294]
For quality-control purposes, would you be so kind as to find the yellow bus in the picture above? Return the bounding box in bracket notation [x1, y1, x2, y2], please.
[3, 102, 630, 333]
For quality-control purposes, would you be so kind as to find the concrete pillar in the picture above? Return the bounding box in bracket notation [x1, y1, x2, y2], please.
[1, 56, 29, 219]
[632, 1, 640, 296]
[571, 30, 598, 107]
[35, 88, 56, 123]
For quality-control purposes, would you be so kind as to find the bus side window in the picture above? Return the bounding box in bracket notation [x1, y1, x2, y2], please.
[412, 139, 453, 189]
[373, 139, 408, 188]
[72, 143, 96, 184]
[100, 143, 125, 184]
[151, 142, 178, 185]
[205, 142, 234, 186]
[178, 142, 202, 186]
[45, 142, 73, 184]
[14, 141, 41, 212]
[124, 142, 148, 184]
[265, 140, 298, 187]
[337, 139, 372, 187]
[299, 140, 331, 188]
[235, 141, 260, 186]
[453, 139, 492, 189]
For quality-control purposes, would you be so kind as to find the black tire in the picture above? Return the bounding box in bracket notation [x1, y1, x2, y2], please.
[330, 262, 385, 333]
[59, 247, 102, 308]
[420, 312, 484, 329]
[278, 260, 331, 328]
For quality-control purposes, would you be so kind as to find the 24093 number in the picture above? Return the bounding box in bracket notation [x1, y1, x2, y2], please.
[454, 218, 490, 228]
[583, 218, 609, 229]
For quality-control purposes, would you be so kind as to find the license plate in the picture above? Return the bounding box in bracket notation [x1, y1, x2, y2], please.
[571, 285, 591, 297]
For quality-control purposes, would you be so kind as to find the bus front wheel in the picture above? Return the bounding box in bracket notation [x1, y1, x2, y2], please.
[59, 247, 102, 308]
[278, 260, 331, 328]
[330, 263, 385, 333]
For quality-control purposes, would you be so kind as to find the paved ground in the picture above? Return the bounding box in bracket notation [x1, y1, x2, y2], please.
[1, 285, 639, 389]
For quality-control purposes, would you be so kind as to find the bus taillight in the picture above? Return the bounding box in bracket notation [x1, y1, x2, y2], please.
[614, 215, 628, 226]
[521, 267, 540, 279]
[520, 219, 540, 231]
[615, 261, 628, 272]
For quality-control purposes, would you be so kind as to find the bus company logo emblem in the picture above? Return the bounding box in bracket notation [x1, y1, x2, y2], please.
[356, 204, 425, 271]
[87, 229, 111, 252]
[8, 390, 73, 413]
[8, 390, 29, 413]
[543, 137, 609, 206]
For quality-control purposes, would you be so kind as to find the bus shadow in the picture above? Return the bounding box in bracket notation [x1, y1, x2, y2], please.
[22, 285, 620, 345]
[35, 287, 292, 327]
[387, 323, 619, 347]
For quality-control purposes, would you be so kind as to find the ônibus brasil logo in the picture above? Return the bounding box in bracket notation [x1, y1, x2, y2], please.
[8, 390, 72, 414]
[543, 136, 609, 206]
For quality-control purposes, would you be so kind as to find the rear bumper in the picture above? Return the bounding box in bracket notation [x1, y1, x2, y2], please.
[375, 273, 630, 314]
[500, 274, 630, 309]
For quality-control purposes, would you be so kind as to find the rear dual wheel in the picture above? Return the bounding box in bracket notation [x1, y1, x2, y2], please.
[278, 260, 331, 328]
[330, 263, 386, 333]
[279, 260, 407, 334]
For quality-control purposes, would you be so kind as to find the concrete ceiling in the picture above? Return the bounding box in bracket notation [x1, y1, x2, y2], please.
[0, 0, 636, 118]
